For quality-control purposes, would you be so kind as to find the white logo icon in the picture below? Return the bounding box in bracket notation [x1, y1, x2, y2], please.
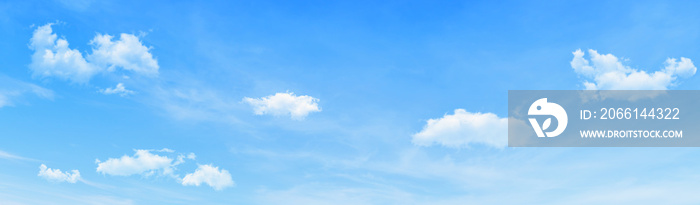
[528, 98, 568, 137]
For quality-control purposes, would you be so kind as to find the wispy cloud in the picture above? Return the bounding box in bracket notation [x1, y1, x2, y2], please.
[0, 75, 53, 108]
[255, 183, 414, 205]
[0, 150, 35, 161]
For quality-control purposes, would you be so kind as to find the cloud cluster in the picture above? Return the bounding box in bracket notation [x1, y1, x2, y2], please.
[571, 49, 696, 90]
[38, 164, 80, 183]
[243, 92, 321, 120]
[182, 164, 234, 191]
[29, 23, 158, 84]
[412, 109, 507, 148]
[95, 149, 232, 190]
[415, 49, 697, 150]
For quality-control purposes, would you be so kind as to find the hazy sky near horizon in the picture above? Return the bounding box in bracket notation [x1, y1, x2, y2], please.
[3, 1, 700, 204]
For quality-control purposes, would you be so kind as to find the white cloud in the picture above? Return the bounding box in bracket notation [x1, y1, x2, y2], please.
[96, 149, 180, 176]
[185, 153, 196, 160]
[100, 83, 134, 96]
[28, 23, 158, 83]
[29, 23, 99, 83]
[412, 109, 507, 148]
[571, 49, 696, 90]
[0, 75, 53, 108]
[243, 92, 321, 120]
[182, 164, 234, 191]
[96, 149, 234, 191]
[88, 33, 159, 76]
[158, 148, 175, 153]
[174, 152, 196, 166]
[664, 57, 697, 77]
[38, 164, 80, 183]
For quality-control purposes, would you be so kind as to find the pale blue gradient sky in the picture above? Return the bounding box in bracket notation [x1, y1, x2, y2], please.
[2, 0, 700, 204]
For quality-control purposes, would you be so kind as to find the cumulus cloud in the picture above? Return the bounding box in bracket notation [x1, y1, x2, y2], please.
[571, 49, 696, 90]
[412, 109, 507, 148]
[29, 23, 98, 83]
[96, 149, 187, 177]
[243, 92, 321, 120]
[28, 23, 158, 83]
[88, 33, 159, 76]
[182, 164, 234, 191]
[38, 164, 80, 183]
[100, 83, 134, 96]
[0, 75, 53, 108]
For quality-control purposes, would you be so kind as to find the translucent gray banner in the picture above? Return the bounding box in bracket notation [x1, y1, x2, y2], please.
[508, 90, 700, 147]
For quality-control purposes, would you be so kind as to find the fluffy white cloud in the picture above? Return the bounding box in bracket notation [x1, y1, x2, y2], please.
[571, 49, 696, 90]
[96, 149, 235, 191]
[96, 149, 179, 176]
[243, 92, 321, 120]
[29, 23, 98, 83]
[182, 164, 234, 191]
[100, 83, 134, 96]
[0, 75, 53, 108]
[38, 164, 80, 183]
[28, 23, 158, 83]
[412, 109, 507, 148]
[88, 33, 159, 76]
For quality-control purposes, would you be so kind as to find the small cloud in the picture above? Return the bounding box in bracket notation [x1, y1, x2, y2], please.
[570, 49, 696, 90]
[412, 109, 507, 148]
[96, 149, 176, 177]
[38, 164, 81, 183]
[243, 92, 321, 120]
[186, 153, 196, 160]
[174, 153, 195, 166]
[100, 83, 134, 96]
[182, 164, 234, 191]
[157, 148, 175, 153]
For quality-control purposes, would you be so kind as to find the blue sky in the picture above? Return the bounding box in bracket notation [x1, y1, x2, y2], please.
[3, 0, 700, 204]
